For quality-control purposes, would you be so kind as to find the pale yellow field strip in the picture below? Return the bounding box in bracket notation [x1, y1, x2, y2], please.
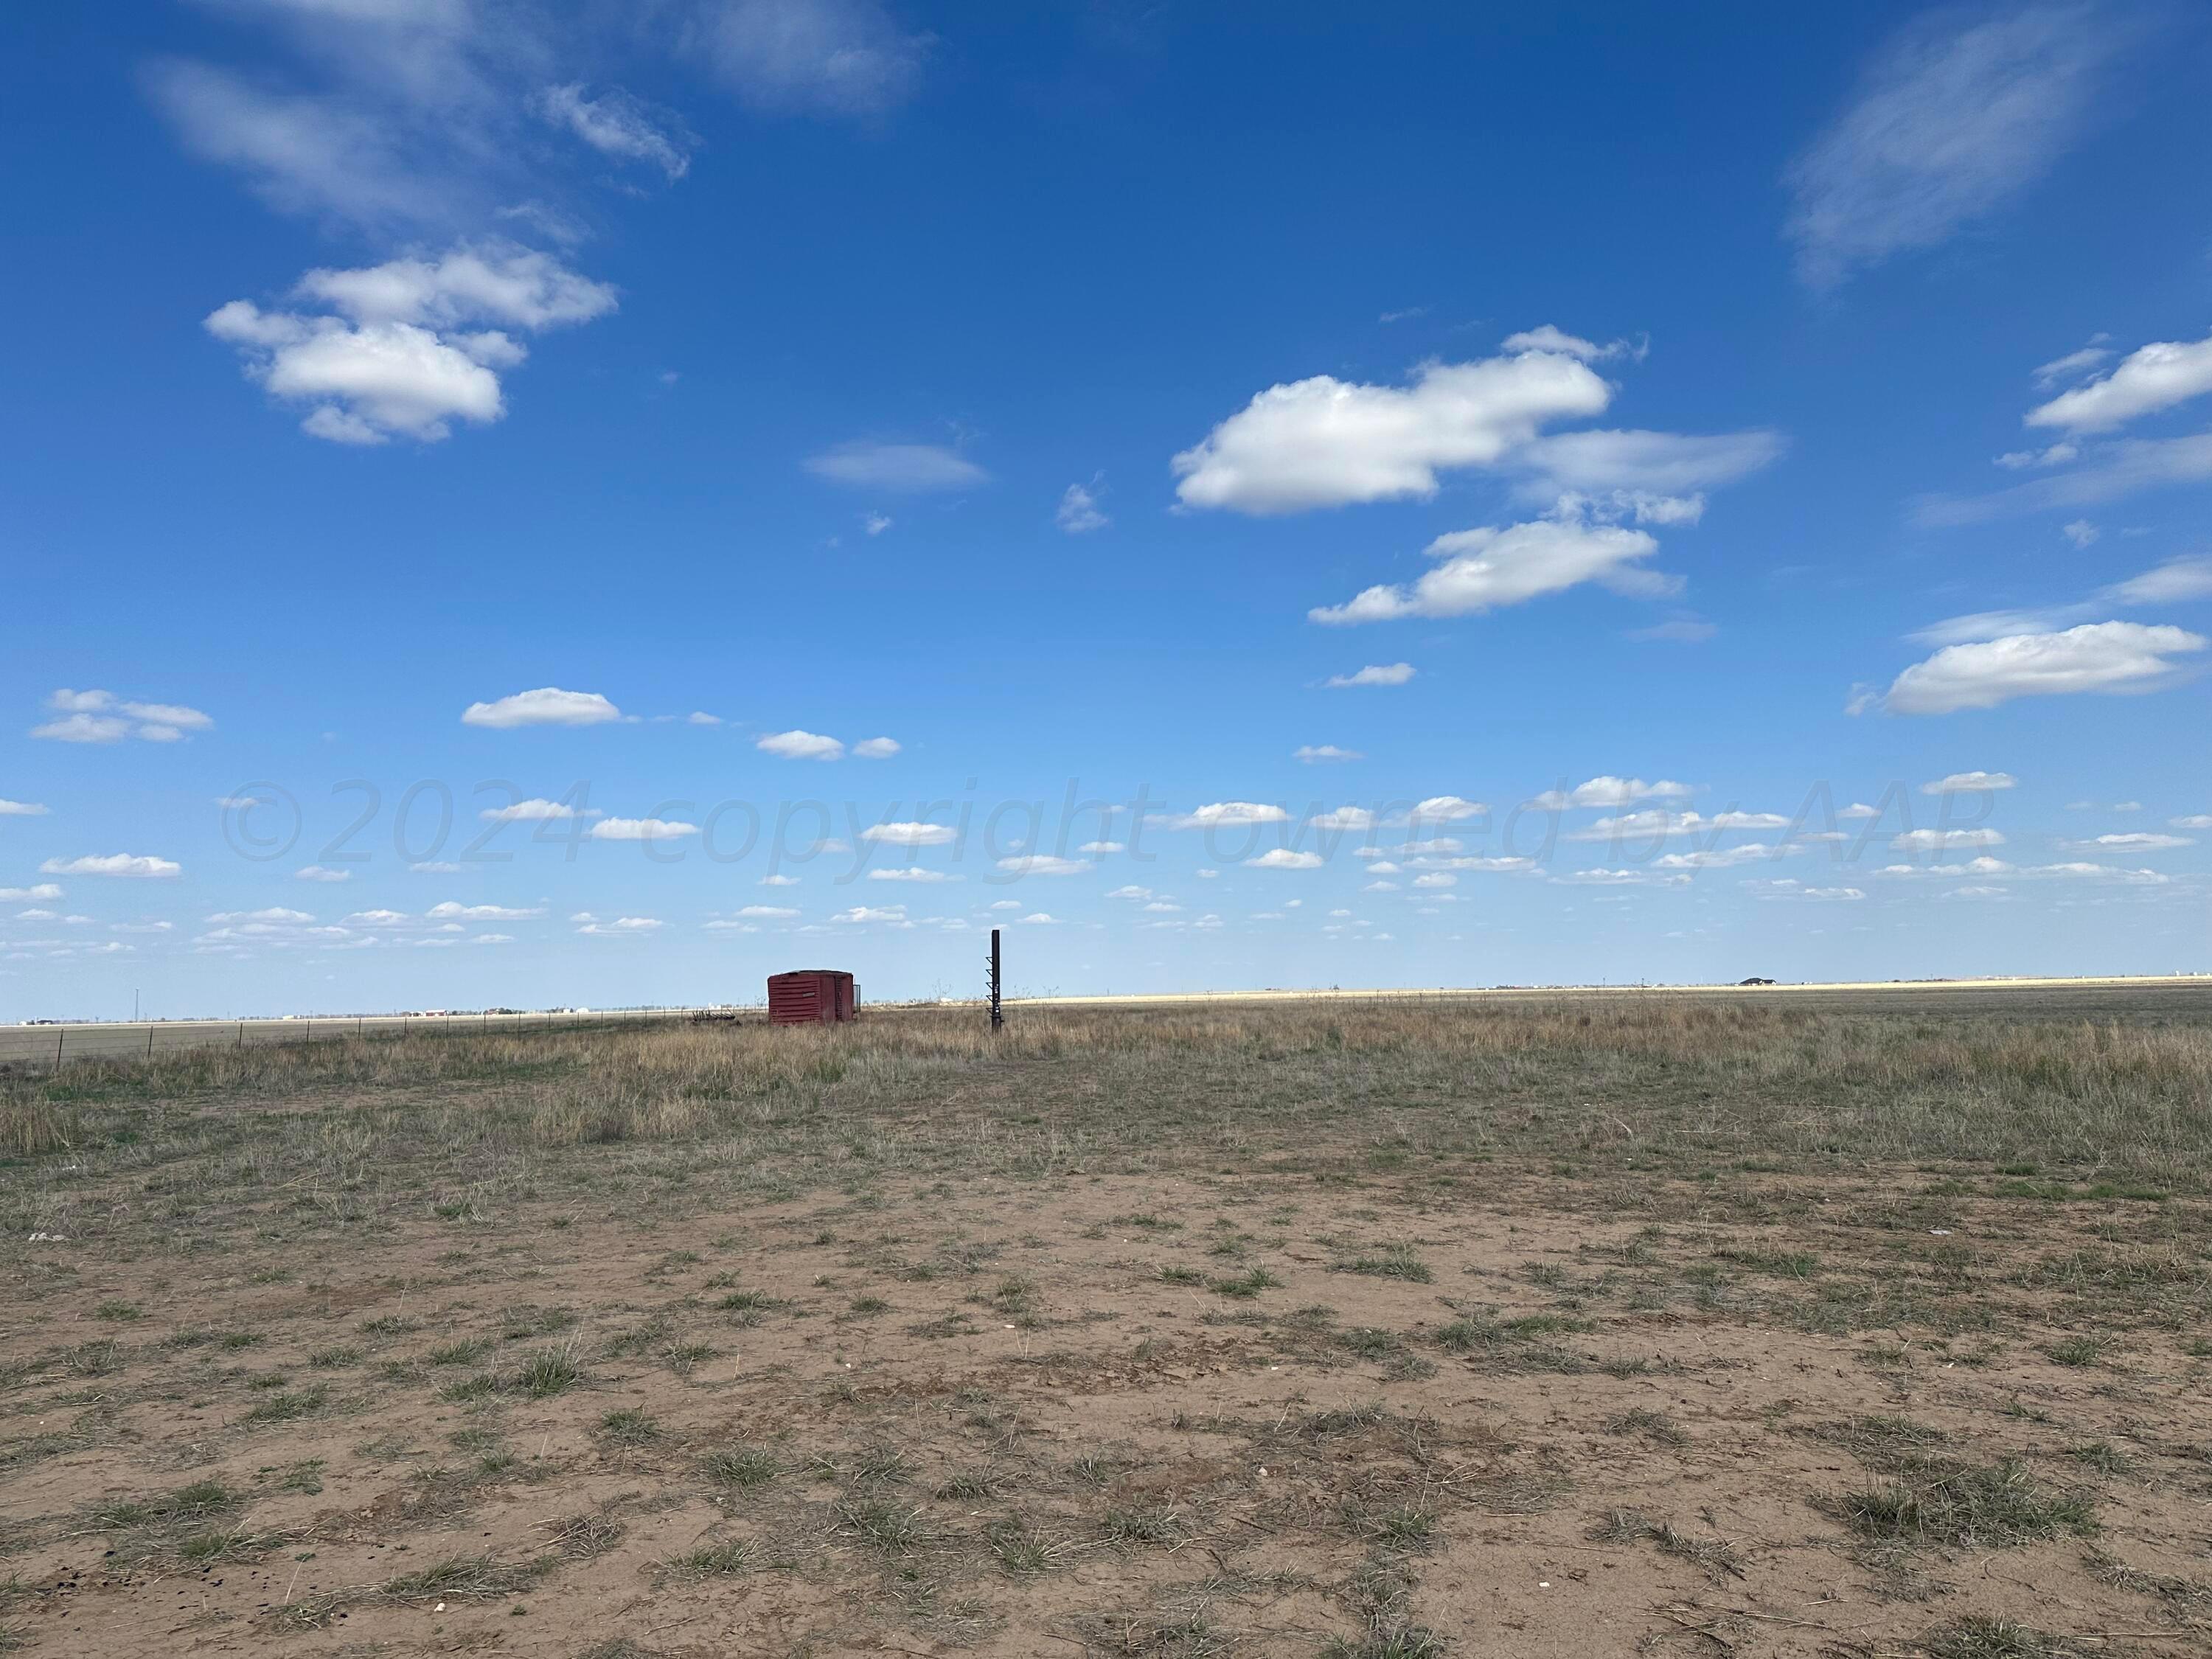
[1007, 973, 2212, 1007]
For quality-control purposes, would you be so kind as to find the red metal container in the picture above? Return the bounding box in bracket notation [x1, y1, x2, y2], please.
[767, 970, 858, 1025]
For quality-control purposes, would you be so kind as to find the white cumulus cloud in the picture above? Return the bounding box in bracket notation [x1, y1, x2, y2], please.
[1324, 663, 1416, 689]
[829, 904, 908, 925]
[1531, 776, 1696, 810]
[481, 797, 594, 821]
[1310, 807, 1374, 832]
[1923, 771, 2017, 794]
[1310, 513, 1667, 625]
[462, 687, 622, 728]
[578, 915, 664, 934]
[588, 818, 700, 841]
[1172, 802, 1289, 830]
[861, 822, 953, 846]
[207, 243, 616, 443]
[40, 854, 181, 878]
[1893, 829, 2006, 852]
[1870, 622, 2207, 715]
[757, 729, 844, 760]
[1651, 844, 1790, 870]
[1408, 796, 1486, 822]
[1172, 349, 1610, 514]
[2027, 330, 2212, 433]
[1745, 880, 1866, 901]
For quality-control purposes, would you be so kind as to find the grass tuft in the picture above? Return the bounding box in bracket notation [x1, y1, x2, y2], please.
[1839, 1457, 2096, 1549]
[701, 1444, 779, 1489]
[1334, 1245, 1433, 1283]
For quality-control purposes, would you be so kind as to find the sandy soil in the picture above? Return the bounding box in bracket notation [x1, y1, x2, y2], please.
[4, 1161, 2207, 1658]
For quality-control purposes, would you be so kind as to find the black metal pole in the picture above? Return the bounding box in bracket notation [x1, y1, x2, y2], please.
[989, 928, 1003, 1033]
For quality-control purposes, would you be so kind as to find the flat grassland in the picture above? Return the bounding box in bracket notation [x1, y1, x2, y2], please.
[1, 987, 2209, 1658]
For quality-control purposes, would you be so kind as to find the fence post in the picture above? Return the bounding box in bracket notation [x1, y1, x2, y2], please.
[55, 1029, 63, 1068]
[989, 929, 1004, 1033]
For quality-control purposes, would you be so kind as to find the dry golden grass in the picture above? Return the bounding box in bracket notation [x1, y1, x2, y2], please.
[6, 992, 2210, 1214]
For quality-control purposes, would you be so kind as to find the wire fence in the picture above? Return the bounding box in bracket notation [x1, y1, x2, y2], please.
[0, 1006, 751, 1071]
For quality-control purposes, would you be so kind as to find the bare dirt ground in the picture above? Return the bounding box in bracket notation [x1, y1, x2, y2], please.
[2, 994, 2208, 1658]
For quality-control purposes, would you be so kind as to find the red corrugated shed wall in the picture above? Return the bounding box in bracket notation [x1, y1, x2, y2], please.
[767, 970, 858, 1024]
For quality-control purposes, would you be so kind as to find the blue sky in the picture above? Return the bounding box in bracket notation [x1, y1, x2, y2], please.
[4, 1, 2211, 1019]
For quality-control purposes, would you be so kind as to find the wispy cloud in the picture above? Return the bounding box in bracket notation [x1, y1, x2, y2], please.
[1057, 478, 1110, 533]
[1784, 3, 2134, 288]
[1916, 430, 2212, 524]
[1323, 663, 1415, 689]
[685, 0, 932, 118]
[1910, 555, 2212, 645]
[804, 441, 987, 491]
[538, 83, 692, 180]
[31, 689, 212, 744]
